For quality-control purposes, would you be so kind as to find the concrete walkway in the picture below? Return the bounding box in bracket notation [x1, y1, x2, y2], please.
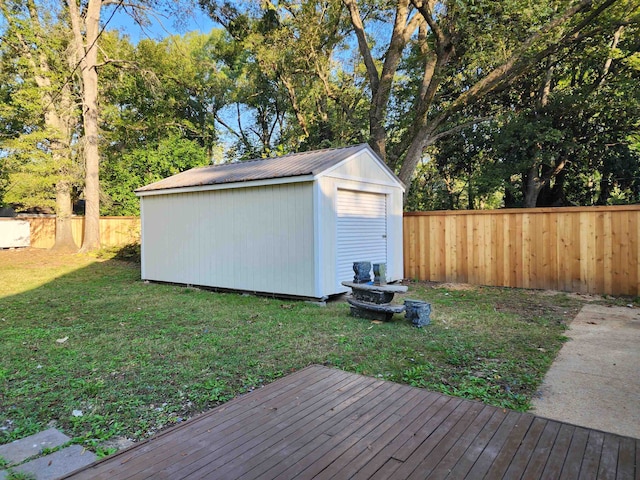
[531, 304, 640, 439]
[0, 428, 96, 480]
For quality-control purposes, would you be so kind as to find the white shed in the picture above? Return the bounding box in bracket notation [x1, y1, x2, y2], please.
[136, 144, 405, 300]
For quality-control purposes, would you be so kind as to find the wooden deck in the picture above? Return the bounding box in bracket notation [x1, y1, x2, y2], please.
[63, 365, 638, 479]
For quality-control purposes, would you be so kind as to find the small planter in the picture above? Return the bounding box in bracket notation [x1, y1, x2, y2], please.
[404, 299, 431, 327]
[373, 263, 387, 285]
[352, 261, 372, 284]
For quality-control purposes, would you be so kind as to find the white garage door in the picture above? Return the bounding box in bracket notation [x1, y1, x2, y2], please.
[336, 189, 387, 286]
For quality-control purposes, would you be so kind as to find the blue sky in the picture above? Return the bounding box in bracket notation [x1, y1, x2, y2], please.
[104, 3, 218, 43]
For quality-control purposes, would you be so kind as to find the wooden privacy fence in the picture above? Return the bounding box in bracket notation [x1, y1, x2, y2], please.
[25, 216, 140, 249]
[403, 206, 640, 296]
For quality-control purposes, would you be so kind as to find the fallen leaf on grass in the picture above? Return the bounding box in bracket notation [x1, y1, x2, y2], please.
[371, 320, 384, 325]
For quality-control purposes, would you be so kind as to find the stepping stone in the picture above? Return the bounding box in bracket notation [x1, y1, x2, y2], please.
[13, 445, 97, 480]
[0, 428, 70, 465]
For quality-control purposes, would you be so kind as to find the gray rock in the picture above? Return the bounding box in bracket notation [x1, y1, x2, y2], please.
[352, 289, 394, 304]
[347, 298, 405, 314]
[373, 263, 387, 285]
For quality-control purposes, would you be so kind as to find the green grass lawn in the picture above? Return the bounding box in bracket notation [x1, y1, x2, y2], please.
[0, 248, 586, 455]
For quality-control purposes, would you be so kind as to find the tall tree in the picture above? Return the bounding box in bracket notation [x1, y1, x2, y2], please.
[66, 0, 196, 250]
[201, 0, 369, 156]
[0, 0, 79, 250]
[344, 0, 634, 189]
[98, 31, 225, 214]
[414, 9, 640, 209]
[66, 0, 102, 250]
[200, 0, 634, 196]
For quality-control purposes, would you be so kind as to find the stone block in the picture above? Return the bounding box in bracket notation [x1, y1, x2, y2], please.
[0, 428, 70, 465]
[347, 298, 405, 322]
[404, 299, 431, 327]
[13, 445, 97, 480]
[341, 281, 408, 293]
[349, 306, 394, 322]
[352, 289, 394, 304]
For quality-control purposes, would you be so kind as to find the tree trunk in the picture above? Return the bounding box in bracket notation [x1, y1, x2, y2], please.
[52, 179, 78, 251]
[398, 134, 433, 187]
[49, 82, 77, 251]
[68, 0, 102, 251]
[523, 171, 544, 208]
[524, 157, 568, 208]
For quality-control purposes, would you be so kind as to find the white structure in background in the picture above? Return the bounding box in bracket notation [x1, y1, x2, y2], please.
[0, 219, 30, 248]
[136, 144, 405, 300]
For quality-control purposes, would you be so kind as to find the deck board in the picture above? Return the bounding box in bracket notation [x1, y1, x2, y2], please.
[62, 365, 639, 480]
[559, 426, 591, 480]
[479, 412, 535, 479]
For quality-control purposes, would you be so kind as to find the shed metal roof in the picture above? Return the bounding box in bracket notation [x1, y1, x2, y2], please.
[136, 144, 402, 193]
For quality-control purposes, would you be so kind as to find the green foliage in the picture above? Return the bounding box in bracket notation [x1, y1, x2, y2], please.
[407, 10, 640, 210]
[100, 30, 232, 157]
[6, 471, 36, 480]
[1, 130, 75, 212]
[101, 135, 208, 215]
[198, 0, 369, 156]
[2, 0, 637, 213]
[0, 0, 79, 213]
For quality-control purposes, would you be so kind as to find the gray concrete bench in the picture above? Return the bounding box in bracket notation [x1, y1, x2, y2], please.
[347, 298, 405, 322]
[342, 281, 408, 321]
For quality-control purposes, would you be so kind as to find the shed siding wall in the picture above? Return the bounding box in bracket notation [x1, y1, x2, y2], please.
[141, 182, 316, 297]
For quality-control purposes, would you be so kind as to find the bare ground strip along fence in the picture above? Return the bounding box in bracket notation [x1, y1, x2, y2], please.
[404, 206, 640, 296]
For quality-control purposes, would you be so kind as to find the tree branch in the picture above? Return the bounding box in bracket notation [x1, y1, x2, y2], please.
[425, 116, 494, 146]
[440, 0, 614, 122]
[342, 0, 379, 96]
[94, 58, 138, 69]
[598, 24, 624, 87]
